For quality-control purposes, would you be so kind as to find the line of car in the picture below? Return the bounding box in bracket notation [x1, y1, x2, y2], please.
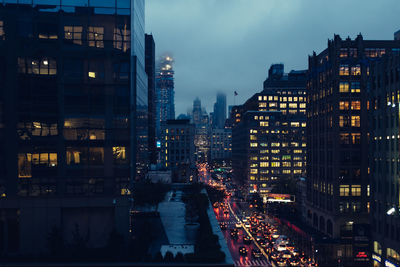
[220, 211, 318, 267]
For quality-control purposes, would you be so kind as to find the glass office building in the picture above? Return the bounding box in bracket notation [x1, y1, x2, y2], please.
[0, 0, 147, 256]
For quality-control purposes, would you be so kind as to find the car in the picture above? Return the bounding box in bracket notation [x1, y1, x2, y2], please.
[219, 222, 227, 230]
[270, 251, 279, 261]
[282, 250, 292, 259]
[239, 246, 248, 256]
[252, 248, 262, 258]
[292, 249, 300, 257]
[213, 202, 219, 208]
[242, 218, 248, 223]
[235, 222, 242, 228]
[259, 239, 267, 248]
[276, 257, 287, 267]
[289, 257, 301, 266]
[244, 223, 251, 228]
[276, 244, 287, 252]
[243, 235, 252, 245]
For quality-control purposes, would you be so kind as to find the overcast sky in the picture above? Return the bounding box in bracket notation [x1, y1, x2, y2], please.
[145, 0, 399, 116]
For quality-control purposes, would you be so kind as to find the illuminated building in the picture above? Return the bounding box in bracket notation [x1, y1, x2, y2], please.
[232, 64, 306, 195]
[155, 54, 175, 139]
[0, 0, 147, 255]
[210, 128, 232, 162]
[306, 34, 400, 265]
[370, 52, 400, 267]
[160, 119, 195, 182]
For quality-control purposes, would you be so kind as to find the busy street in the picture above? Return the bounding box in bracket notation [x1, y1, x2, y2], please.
[198, 163, 318, 267]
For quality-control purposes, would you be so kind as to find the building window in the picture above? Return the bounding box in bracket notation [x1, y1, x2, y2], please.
[340, 48, 348, 58]
[351, 65, 361, 76]
[351, 133, 361, 144]
[289, 103, 298, 109]
[351, 185, 361, 196]
[351, 101, 361, 110]
[339, 65, 349, 76]
[339, 101, 349, 110]
[113, 25, 130, 52]
[88, 26, 104, 48]
[340, 133, 350, 144]
[250, 143, 258, 147]
[0, 21, 5, 40]
[18, 153, 32, 178]
[250, 169, 258, 174]
[113, 147, 127, 164]
[18, 57, 57, 75]
[340, 185, 350, 196]
[339, 82, 349, 93]
[38, 23, 58, 39]
[365, 48, 386, 58]
[64, 26, 82, 45]
[351, 82, 361, 93]
[260, 121, 268, 127]
[351, 116, 360, 127]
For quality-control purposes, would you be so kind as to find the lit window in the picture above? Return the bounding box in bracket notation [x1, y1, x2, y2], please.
[113, 25, 131, 52]
[0, 21, 4, 40]
[271, 162, 280, 167]
[250, 135, 257, 140]
[350, 65, 361, 75]
[351, 101, 361, 110]
[18, 57, 56, 75]
[250, 143, 258, 147]
[18, 153, 32, 178]
[260, 121, 268, 127]
[259, 102, 267, 108]
[291, 122, 300, 127]
[280, 103, 287, 108]
[339, 101, 349, 110]
[293, 149, 302, 154]
[339, 65, 349, 75]
[258, 96, 262, 101]
[351, 116, 360, 127]
[339, 82, 349, 93]
[250, 169, 258, 174]
[351, 185, 361, 196]
[271, 143, 280, 147]
[282, 162, 291, 167]
[271, 149, 280, 154]
[64, 26, 82, 45]
[260, 162, 269, 167]
[289, 103, 297, 109]
[340, 185, 350, 196]
[113, 147, 127, 164]
[88, 71, 96, 78]
[340, 48, 348, 58]
[88, 26, 104, 48]
[351, 82, 361, 93]
[299, 103, 306, 109]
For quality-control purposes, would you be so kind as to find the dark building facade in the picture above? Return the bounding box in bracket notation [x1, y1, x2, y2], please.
[145, 34, 156, 165]
[306, 34, 400, 265]
[212, 92, 227, 129]
[160, 119, 195, 182]
[232, 64, 307, 195]
[0, 0, 147, 256]
[370, 52, 400, 267]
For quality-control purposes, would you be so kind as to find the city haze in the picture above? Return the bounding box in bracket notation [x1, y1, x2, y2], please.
[146, 0, 399, 115]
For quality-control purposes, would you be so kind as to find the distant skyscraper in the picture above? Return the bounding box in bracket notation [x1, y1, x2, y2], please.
[145, 34, 156, 164]
[155, 54, 175, 139]
[395, 29, 400, 40]
[192, 98, 210, 162]
[213, 93, 227, 129]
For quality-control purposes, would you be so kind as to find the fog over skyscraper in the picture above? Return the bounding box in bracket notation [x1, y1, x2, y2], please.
[155, 54, 175, 139]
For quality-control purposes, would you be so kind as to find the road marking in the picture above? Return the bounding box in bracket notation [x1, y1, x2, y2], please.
[228, 201, 276, 267]
[234, 259, 270, 266]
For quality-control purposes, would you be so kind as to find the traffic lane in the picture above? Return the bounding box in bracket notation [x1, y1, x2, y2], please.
[214, 205, 256, 263]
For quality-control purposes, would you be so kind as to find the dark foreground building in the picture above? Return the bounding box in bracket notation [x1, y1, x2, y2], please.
[0, 0, 147, 256]
[306, 34, 400, 266]
[370, 52, 400, 267]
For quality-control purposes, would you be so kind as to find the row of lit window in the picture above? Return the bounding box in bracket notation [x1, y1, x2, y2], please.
[339, 184, 362, 196]
[257, 94, 306, 102]
[339, 65, 361, 76]
[339, 82, 361, 93]
[339, 101, 361, 110]
[339, 115, 361, 127]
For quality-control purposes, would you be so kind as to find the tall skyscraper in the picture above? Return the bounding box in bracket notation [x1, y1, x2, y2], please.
[145, 34, 156, 165]
[155, 54, 175, 139]
[213, 92, 227, 129]
[370, 52, 400, 267]
[0, 0, 147, 256]
[306, 34, 400, 265]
